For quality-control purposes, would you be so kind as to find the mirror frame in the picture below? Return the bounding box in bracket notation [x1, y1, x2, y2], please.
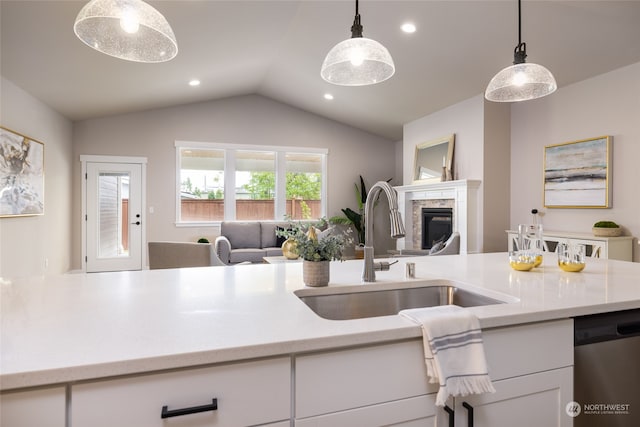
[413, 134, 455, 184]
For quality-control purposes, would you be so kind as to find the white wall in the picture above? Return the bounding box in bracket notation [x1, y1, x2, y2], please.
[482, 101, 511, 252]
[72, 95, 396, 270]
[511, 61, 640, 262]
[402, 94, 510, 252]
[403, 95, 485, 185]
[0, 77, 73, 277]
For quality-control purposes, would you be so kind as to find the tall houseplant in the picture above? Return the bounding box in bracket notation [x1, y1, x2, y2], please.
[330, 175, 392, 246]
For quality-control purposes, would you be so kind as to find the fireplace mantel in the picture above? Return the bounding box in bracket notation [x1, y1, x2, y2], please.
[394, 180, 481, 254]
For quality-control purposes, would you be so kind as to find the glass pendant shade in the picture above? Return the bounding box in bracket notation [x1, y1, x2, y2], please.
[74, 0, 178, 63]
[485, 62, 557, 102]
[321, 37, 395, 86]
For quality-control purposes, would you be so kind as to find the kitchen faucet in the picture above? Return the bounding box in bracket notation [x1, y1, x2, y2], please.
[362, 181, 406, 282]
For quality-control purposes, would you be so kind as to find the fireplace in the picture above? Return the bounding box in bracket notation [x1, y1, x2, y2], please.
[395, 180, 481, 254]
[421, 208, 453, 249]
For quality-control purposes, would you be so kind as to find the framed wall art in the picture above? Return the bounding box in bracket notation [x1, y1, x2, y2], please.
[0, 126, 45, 217]
[543, 136, 611, 209]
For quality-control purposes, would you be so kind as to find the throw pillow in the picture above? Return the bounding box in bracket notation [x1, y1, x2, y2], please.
[275, 226, 289, 247]
[429, 240, 445, 254]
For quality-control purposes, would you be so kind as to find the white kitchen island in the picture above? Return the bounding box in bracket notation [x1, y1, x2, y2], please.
[2, 253, 639, 426]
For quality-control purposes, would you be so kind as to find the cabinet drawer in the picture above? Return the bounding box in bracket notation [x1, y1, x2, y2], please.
[483, 319, 573, 380]
[295, 394, 437, 427]
[72, 357, 290, 427]
[295, 340, 437, 418]
[0, 387, 66, 427]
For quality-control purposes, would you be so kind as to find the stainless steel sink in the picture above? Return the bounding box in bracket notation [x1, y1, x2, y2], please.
[296, 285, 506, 320]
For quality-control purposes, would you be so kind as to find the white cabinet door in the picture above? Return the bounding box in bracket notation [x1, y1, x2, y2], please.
[295, 394, 438, 427]
[0, 387, 66, 427]
[449, 367, 573, 427]
[72, 357, 290, 427]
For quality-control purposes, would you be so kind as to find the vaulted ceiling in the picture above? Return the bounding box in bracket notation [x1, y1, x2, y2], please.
[2, 1, 640, 140]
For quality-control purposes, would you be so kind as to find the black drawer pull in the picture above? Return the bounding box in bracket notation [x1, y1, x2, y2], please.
[161, 398, 218, 419]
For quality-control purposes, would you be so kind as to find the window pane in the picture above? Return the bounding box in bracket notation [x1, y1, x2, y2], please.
[236, 150, 275, 220]
[285, 153, 322, 220]
[180, 148, 225, 222]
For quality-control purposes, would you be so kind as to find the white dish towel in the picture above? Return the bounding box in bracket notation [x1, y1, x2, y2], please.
[399, 305, 495, 406]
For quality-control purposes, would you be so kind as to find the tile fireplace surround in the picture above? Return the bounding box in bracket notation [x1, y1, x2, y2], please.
[394, 180, 481, 254]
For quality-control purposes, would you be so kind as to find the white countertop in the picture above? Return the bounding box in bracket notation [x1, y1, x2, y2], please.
[2, 252, 639, 391]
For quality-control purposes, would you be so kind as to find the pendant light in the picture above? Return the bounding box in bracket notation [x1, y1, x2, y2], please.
[321, 0, 395, 86]
[485, 0, 556, 102]
[74, 0, 178, 63]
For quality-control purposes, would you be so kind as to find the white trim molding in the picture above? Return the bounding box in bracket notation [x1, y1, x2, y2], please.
[395, 179, 481, 254]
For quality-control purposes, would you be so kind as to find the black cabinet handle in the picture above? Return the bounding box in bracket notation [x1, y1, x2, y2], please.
[463, 401, 474, 427]
[161, 398, 217, 419]
[131, 221, 141, 225]
[444, 404, 454, 427]
[618, 321, 640, 336]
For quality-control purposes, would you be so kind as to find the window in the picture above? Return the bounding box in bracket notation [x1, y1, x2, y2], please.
[236, 150, 276, 220]
[179, 148, 225, 221]
[285, 153, 322, 220]
[176, 142, 327, 224]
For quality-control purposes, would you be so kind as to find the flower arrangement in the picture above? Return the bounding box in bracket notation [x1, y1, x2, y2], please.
[276, 218, 352, 262]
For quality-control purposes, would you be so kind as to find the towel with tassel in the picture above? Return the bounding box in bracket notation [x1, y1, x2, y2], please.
[399, 305, 495, 406]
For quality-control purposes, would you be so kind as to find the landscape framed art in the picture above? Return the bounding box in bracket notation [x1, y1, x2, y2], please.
[543, 136, 611, 208]
[0, 126, 45, 217]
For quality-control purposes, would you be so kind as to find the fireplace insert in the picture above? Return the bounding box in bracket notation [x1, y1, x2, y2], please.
[421, 208, 453, 249]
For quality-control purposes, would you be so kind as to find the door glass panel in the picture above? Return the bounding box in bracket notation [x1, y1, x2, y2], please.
[98, 172, 130, 258]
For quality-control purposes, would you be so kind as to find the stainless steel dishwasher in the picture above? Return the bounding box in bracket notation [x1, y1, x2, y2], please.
[574, 309, 640, 427]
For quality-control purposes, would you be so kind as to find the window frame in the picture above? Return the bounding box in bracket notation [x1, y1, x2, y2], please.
[175, 141, 328, 226]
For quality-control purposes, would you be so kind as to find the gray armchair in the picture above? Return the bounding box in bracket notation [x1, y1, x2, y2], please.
[428, 232, 460, 256]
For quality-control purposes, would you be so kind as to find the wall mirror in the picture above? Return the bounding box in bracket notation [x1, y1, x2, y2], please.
[413, 134, 455, 183]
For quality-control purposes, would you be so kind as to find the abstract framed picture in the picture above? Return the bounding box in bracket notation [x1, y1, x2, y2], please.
[544, 136, 611, 209]
[0, 126, 45, 217]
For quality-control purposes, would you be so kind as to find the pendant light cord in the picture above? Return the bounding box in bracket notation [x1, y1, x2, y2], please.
[351, 0, 363, 38]
[518, 0, 522, 46]
[513, 0, 527, 64]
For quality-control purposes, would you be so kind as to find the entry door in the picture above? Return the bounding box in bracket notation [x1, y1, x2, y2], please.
[86, 162, 143, 272]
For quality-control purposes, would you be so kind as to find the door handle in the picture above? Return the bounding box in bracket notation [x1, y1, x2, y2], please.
[463, 402, 474, 427]
[444, 405, 454, 427]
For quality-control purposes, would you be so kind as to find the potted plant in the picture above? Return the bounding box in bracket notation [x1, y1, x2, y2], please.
[330, 175, 391, 258]
[592, 221, 622, 237]
[276, 219, 352, 287]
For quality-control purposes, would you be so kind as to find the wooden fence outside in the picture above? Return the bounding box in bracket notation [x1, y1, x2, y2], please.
[180, 199, 322, 221]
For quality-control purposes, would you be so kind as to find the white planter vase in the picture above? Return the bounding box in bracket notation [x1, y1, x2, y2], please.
[302, 260, 330, 287]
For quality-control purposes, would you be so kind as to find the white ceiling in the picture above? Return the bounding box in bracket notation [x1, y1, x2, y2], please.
[2, 1, 640, 140]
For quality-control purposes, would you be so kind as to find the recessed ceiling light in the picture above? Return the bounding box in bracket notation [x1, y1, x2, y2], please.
[324, 93, 334, 100]
[188, 79, 200, 87]
[401, 23, 416, 34]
